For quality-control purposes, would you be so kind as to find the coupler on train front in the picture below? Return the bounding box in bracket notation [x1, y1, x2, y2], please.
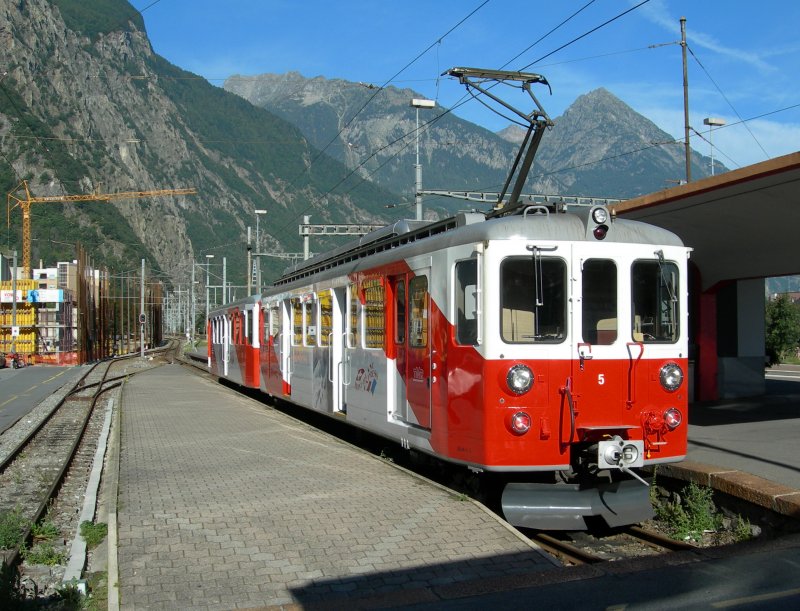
[501, 437, 654, 530]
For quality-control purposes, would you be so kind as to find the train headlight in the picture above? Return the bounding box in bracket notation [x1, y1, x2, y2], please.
[591, 207, 609, 224]
[506, 364, 534, 395]
[664, 408, 682, 430]
[510, 411, 531, 435]
[659, 363, 684, 392]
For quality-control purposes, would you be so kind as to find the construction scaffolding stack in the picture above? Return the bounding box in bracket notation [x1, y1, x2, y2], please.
[0, 278, 37, 360]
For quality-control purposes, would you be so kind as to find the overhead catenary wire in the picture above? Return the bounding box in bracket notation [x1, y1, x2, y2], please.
[689, 126, 740, 170]
[305, 0, 658, 211]
[278, 1, 491, 192]
[266, 1, 495, 237]
[519, 0, 652, 70]
[500, 0, 599, 69]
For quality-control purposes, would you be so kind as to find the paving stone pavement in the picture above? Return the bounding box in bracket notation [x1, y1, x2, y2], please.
[116, 364, 556, 609]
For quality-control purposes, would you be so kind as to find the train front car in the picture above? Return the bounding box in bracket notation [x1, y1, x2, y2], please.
[440, 205, 690, 530]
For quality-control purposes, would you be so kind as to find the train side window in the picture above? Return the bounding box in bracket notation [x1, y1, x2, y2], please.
[304, 296, 317, 347]
[291, 298, 302, 346]
[319, 291, 332, 347]
[409, 276, 428, 348]
[232, 312, 241, 345]
[270, 304, 280, 338]
[632, 259, 679, 343]
[243, 309, 250, 345]
[395, 280, 406, 344]
[500, 256, 566, 343]
[582, 259, 617, 345]
[455, 259, 478, 345]
[347, 283, 361, 348]
[363, 278, 385, 349]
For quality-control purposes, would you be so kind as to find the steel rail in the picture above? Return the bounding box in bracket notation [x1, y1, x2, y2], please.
[531, 533, 605, 565]
[0, 362, 100, 474]
[624, 525, 698, 552]
[0, 344, 175, 573]
[2, 363, 120, 570]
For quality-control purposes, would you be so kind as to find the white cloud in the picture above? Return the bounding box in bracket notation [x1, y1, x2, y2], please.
[633, 104, 800, 168]
[637, 0, 775, 73]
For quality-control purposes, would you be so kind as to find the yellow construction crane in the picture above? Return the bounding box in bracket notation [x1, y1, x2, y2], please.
[7, 180, 196, 276]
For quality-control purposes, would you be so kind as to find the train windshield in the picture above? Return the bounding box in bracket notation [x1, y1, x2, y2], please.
[582, 259, 618, 345]
[632, 258, 679, 343]
[500, 256, 566, 343]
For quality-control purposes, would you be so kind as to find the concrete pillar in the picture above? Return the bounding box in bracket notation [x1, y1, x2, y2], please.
[717, 279, 766, 398]
[696, 289, 718, 401]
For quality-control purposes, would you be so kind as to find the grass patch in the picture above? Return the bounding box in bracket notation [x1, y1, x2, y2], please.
[32, 519, 60, 541]
[655, 481, 721, 541]
[80, 521, 108, 549]
[23, 541, 66, 565]
[84, 571, 108, 611]
[0, 507, 30, 549]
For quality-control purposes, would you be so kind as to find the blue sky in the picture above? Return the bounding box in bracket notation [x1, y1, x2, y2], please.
[130, 0, 800, 171]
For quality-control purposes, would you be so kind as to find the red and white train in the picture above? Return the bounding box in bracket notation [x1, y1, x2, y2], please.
[208, 204, 690, 529]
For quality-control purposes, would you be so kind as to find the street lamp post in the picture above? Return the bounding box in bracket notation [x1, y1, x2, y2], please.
[204, 254, 214, 337]
[191, 261, 196, 344]
[703, 117, 725, 176]
[254, 209, 267, 292]
[410, 98, 435, 221]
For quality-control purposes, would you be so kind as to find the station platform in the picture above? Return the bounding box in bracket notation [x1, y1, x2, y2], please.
[113, 364, 558, 609]
[108, 362, 800, 610]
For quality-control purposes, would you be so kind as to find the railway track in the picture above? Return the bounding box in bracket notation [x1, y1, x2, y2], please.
[0, 342, 178, 597]
[531, 525, 697, 566]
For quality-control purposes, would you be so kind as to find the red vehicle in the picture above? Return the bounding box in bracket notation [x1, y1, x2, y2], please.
[210, 204, 690, 529]
[209, 67, 690, 529]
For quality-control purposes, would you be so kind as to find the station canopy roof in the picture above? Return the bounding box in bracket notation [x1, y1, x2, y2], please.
[612, 151, 800, 290]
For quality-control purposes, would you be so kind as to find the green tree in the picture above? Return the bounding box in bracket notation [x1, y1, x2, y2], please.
[765, 294, 800, 365]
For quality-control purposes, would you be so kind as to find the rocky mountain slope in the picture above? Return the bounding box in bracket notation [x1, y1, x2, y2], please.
[0, 0, 395, 284]
[224, 73, 721, 212]
[1, 0, 723, 288]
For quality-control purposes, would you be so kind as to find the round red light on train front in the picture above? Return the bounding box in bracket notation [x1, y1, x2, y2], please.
[510, 411, 531, 435]
[664, 408, 682, 430]
[593, 224, 609, 240]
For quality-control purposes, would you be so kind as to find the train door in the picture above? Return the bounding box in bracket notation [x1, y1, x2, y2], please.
[328, 287, 347, 413]
[262, 302, 282, 395]
[342, 283, 359, 413]
[405, 268, 432, 429]
[570, 248, 627, 425]
[391, 276, 408, 421]
[222, 313, 231, 378]
[280, 298, 293, 395]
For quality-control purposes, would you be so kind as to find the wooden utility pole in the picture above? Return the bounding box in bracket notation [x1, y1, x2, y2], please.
[681, 16, 691, 183]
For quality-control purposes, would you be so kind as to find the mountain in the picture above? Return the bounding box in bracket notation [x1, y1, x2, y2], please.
[224, 74, 723, 210]
[1, 0, 725, 290]
[533, 88, 716, 195]
[224, 72, 523, 216]
[0, 0, 397, 285]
